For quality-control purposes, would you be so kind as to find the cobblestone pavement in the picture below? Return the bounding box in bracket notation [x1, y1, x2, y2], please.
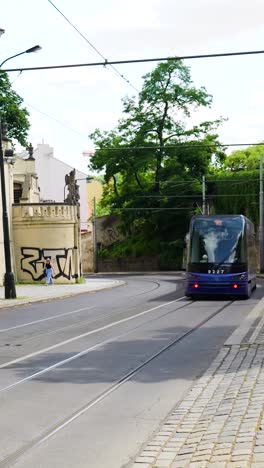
[132, 305, 264, 468]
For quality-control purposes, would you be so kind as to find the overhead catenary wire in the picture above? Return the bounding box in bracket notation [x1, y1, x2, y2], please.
[26, 102, 88, 138]
[47, 0, 139, 92]
[0, 68, 88, 137]
[137, 193, 258, 198]
[2, 49, 264, 73]
[161, 178, 260, 185]
[112, 207, 195, 211]
[3, 45, 264, 143]
[92, 142, 264, 151]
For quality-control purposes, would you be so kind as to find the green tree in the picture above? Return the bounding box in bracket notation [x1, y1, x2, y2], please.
[207, 170, 259, 224]
[90, 60, 224, 192]
[207, 145, 263, 225]
[0, 72, 30, 146]
[222, 144, 264, 172]
[89, 60, 224, 258]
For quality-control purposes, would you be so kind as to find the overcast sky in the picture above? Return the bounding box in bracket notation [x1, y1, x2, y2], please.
[1, 0, 264, 173]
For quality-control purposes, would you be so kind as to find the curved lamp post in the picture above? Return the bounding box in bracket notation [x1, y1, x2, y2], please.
[0, 44, 41, 298]
[0, 45, 41, 68]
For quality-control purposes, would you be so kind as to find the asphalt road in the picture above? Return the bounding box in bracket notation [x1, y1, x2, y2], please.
[0, 273, 262, 468]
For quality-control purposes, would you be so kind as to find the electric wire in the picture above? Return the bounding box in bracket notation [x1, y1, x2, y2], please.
[25, 102, 88, 138]
[47, 0, 139, 92]
[93, 142, 264, 151]
[137, 193, 258, 198]
[2, 49, 264, 73]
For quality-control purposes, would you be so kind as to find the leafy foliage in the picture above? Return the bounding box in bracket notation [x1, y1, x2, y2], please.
[209, 171, 259, 225]
[222, 145, 264, 172]
[0, 72, 30, 146]
[205, 145, 262, 226]
[98, 233, 159, 258]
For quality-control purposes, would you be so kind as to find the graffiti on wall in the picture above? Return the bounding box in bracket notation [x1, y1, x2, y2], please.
[21, 247, 78, 281]
[105, 226, 120, 243]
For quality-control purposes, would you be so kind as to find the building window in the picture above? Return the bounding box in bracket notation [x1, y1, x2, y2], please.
[14, 182, 23, 204]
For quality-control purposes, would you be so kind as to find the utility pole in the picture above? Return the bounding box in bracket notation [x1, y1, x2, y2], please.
[93, 197, 98, 273]
[202, 175, 206, 215]
[0, 121, 16, 298]
[259, 157, 264, 272]
[0, 42, 41, 297]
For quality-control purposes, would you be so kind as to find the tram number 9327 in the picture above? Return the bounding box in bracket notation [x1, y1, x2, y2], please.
[208, 269, 225, 274]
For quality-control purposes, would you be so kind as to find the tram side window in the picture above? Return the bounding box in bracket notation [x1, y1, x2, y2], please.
[190, 229, 207, 263]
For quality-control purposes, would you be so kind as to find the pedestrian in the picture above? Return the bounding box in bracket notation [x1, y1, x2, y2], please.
[44, 257, 54, 285]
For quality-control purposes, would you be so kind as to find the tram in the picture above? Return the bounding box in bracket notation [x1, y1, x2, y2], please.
[185, 215, 257, 298]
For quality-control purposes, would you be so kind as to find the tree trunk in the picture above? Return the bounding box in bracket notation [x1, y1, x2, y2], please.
[154, 101, 168, 193]
[134, 171, 144, 190]
[113, 175, 119, 196]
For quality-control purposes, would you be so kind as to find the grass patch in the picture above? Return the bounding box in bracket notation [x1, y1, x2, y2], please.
[76, 276, 86, 284]
[2, 296, 29, 301]
[16, 282, 44, 286]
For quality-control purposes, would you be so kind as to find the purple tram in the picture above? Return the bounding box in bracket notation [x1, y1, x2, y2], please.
[185, 215, 257, 299]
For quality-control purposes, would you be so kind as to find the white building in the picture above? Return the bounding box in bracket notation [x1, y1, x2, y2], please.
[17, 143, 89, 231]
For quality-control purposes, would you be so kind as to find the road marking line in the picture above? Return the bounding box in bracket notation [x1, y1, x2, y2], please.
[249, 307, 264, 343]
[0, 301, 189, 392]
[224, 297, 263, 345]
[11, 304, 139, 345]
[0, 297, 185, 370]
[0, 306, 96, 333]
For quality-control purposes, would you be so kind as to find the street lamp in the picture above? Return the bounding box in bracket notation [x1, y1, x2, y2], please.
[0, 44, 42, 298]
[0, 45, 41, 68]
[0, 29, 5, 37]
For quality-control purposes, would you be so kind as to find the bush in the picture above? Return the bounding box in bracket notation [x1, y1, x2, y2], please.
[98, 234, 159, 259]
[159, 240, 183, 270]
[98, 236, 184, 271]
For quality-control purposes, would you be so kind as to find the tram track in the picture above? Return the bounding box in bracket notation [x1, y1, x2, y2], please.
[0, 305, 97, 334]
[0, 296, 188, 371]
[0, 278, 170, 343]
[0, 280, 179, 352]
[1, 302, 150, 347]
[0, 283, 171, 347]
[0, 299, 234, 468]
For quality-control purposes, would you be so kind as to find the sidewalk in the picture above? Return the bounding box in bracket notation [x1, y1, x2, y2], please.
[133, 298, 264, 468]
[0, 278, 124, 309]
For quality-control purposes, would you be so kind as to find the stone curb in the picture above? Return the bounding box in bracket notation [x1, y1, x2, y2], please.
[0, 280, 125, 310]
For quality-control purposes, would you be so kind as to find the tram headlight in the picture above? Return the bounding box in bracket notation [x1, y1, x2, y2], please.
[232, 274, 246, 280]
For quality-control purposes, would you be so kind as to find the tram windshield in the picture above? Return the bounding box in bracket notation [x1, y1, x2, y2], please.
[190, 217, 245, 265]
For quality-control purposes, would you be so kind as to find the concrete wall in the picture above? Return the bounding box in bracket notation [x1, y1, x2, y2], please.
[12, 203, 81, 283]
[81, 215, 124, 272]
[96, 215, 123, 247]
[81, 231, 93, 273]
[87, 180, 103, 218]
[98, 256, 159, 272]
